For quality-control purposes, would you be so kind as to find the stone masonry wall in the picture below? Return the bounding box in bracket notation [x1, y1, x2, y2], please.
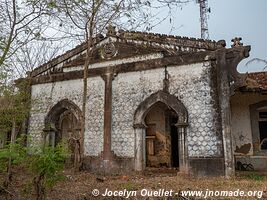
[169, 63, 222, 157]
[28, 77, 104, 156]
[112, 62, 223, 158]
[29, 62, 222, 159]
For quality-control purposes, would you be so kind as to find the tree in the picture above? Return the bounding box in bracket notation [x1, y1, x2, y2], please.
[0, 0, 73, 154]
[0, 0, 191, 171]
[8, 40, 67, 78]
[0, 78, 31, 132]
[0, 0, 80, 83]
[0, 85, 67, 199]
[0, 137, 27, 199]
[30, 143, 69, 200]
[37, 0, 191, 171]
[0, 0, 47, 67]
[0, 0, 192, 198]
[0, 77, 31, 199]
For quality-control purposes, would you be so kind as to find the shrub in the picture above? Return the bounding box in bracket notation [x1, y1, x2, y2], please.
[30, 142, 69, 200]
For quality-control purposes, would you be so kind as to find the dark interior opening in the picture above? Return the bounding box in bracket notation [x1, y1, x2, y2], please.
[259, 121, 267, 150]
[5, 131, 11, 146]
[55, 130, 61, 146]
[171, 116, 179, 167]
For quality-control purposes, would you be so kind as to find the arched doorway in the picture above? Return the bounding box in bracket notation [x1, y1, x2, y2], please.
[44, 99, 82, 152]
[133, 91, 188, 172]
[145, 102, 179, 168]
[58, 110, 79, 152]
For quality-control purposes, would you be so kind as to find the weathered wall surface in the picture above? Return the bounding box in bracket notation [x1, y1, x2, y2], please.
[28, 77, 105, 156]
[169, 63, 222, 157]
[29, 61, 222, 160]
[84, 77, 105, 156]
[111, 69, 163, 157]
[112, 62, 222, 158]
[28, 79, 83, 148]
[231, 92, 267, 155]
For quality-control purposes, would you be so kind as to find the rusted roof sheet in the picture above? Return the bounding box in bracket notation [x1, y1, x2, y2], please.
[242, 71, 267, 91]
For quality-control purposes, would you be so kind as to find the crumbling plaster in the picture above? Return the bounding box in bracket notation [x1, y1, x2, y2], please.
[112, 62, 222, 158]
[28, 77, 105, 156]
[29, 61, 222, 159]
[231, 91, 267, 155]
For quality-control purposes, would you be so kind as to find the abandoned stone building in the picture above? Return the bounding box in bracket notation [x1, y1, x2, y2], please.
[26, 26, 265, 177]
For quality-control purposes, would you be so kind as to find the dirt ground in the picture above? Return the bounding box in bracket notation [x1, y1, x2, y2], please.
[1, 167, 267, 200]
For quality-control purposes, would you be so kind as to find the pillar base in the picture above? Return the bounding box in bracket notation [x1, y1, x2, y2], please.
[188, 157, 224, 177]
[82, 154, 134, 174]
[100, 151, 120, 174]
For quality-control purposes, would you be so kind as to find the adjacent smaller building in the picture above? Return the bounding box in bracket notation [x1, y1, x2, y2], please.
[232, 71, 267, 171]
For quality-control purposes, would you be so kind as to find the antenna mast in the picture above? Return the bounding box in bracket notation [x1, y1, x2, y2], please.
[197, 0, 210, 39]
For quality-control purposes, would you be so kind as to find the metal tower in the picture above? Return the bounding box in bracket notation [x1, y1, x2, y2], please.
[197, 0, 210, 39]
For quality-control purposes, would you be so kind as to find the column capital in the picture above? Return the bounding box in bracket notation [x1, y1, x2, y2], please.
[133, 123, 147, 129]
[175, 122, 188, 128]
[101, 71, 117, 82]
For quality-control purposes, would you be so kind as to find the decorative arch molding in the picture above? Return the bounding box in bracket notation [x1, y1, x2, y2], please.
[43, 99, 82, 147]
[133, 90, 189, 172]
[45, 99, 82, 127]
[133, 90, 188, 128]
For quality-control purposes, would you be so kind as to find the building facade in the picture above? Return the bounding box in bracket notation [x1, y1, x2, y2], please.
[231, 72, 267, 171]
[27, 27, 251, 176]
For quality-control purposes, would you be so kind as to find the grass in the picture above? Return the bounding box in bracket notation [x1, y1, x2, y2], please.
[0, 167, 266, 199]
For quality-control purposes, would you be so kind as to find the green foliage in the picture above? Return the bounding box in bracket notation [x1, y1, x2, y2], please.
[47, 1, 57, 9]
[246, 173, 265, 181]
[0, 137, 27, 171]
[0, 79, 31, 133]
[121, 182, 137, 191]
[30, 142, 69, 189]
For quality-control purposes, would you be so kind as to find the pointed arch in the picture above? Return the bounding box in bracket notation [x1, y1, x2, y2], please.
[133, 90, 188, 128]
[44, 99, 82, 147]
[45, 99, 82, 127]
[133, 90, 189, 172]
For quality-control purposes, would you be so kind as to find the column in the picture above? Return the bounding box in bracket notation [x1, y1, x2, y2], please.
[134, 127, 145, 171]
[49, 132, 56, 148]
[43, 126, 56, 147]
[176, 122, 188, 173]
[102, 72, 114, 160]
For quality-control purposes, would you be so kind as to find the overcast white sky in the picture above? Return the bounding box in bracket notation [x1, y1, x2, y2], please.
[152, 0, 267, 73]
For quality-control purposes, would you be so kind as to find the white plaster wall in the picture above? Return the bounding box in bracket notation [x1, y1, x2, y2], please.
[112, 69, 164, 157]
[28, 79, 83, 148]
[168, 63, 222, 157]
[28, 77, 104, 156]
[231, 92, 267, 155]
[85, 77, 105, 156]
[112, 62, 222, 158]
[29, 61, 222, 159]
